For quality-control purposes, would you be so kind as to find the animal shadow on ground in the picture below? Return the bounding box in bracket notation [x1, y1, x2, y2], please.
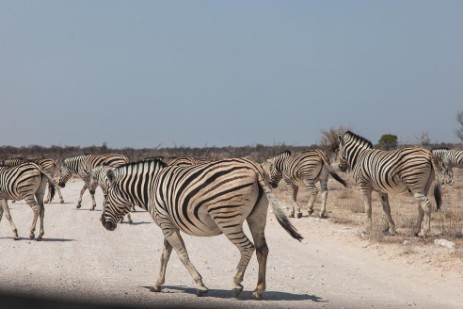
[142, 285, 325, 302]
[0, 236, 74, 242]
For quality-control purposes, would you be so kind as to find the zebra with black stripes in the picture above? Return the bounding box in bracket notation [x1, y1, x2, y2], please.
[58, 153, 129, 210]
[267, 149, 347, 218]
[0, 157, 64, 204]
[100, 158, 302, 300]
[0, 162, 58, 240]
[431, 147, 463, 184]
[337, 131, 442, 237]
[89, 156, 211, 223]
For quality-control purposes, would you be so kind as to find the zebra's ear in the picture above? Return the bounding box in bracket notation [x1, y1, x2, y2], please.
[106, 169, 116, 184]
[338, 135, 343, 144]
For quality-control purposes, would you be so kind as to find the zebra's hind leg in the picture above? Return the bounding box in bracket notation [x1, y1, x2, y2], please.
[162, 227, 208, 296]
[414, 193, 432, 237]
[24, 196, 41, 240]
[287, 183, 302, 218]
[246, 195, 269, 300]
[0, 200, 19, 240]
[151, 239, 173, 292]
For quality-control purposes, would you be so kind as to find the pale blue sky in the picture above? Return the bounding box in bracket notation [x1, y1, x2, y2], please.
[1, 1, 462, 148]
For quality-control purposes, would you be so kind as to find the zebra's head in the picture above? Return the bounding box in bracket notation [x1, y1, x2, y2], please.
[58, 160, 73, 188]
[267, 151, 291, 188]
[89, 165, 114, 195]
[100, 168, 132, 231]
[338, 131, 373, 172]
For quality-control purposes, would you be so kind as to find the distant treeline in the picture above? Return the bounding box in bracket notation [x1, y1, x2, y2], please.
[0, 142, 460, 164]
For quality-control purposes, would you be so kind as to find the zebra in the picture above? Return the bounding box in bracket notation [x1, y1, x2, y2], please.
[431, 148, 463, 184]
[100, 158, 303, 300]
[58, 153, 129, 210]
[267, 149, 348, 218]
[0, 157, 64, 204]
[89, 156, 212, 223]
[0, 162, 58, 240]
[337, 131, 442, 237]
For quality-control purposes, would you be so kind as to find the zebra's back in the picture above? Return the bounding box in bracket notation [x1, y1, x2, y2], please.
[0, 162, 43, 200]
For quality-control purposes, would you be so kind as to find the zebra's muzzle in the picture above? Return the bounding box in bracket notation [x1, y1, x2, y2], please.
[102, 219, 117, 231]
[58, 181, 66, 188]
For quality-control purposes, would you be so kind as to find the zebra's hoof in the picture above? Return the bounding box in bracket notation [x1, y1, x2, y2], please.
[289, 213, 295, 218]
[232, 284, 243, 298]
[252, 291, 263, 300]
[37, 236, 43, 241]
[29, 234, 35, 240]
[196, 288, 208, 297]
[296, 212, 302, 219]
[150, 286, 161, 292]
[14, 236, 20, 241]
[90, 208, 95, 211]
[76, 204, 81, 209]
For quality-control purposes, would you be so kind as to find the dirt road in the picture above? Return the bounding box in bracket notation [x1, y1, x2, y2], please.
[1, 180, 462, 308]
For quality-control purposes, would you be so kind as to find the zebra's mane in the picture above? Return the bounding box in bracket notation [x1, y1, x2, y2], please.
[345, 131, 374, 148]
[431, 147, 449, 151]
[116, 159, 168, 170]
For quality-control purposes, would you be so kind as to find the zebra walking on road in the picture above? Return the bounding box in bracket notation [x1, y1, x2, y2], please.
[431, 148, 463, 184]
[101, 158, 302, 300]
[0, 157, 64, 204]
[337, 131, 441, 237]
[0, 162, 58, 240]
[267, 150, 347, 218]
[58, 154, 129, 210]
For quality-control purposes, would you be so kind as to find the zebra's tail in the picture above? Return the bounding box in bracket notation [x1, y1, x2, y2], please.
[328, 170, 348, 187]
[256, 170, 303, 241]
[434, 182, 442, 211]
[320, 153, 348, 187]
[428, 152, 442, 211]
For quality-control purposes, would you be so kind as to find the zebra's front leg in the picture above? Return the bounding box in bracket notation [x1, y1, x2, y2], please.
[0, 200, 19, 240]
[90, 192, 97, 211]
[25, 199, 41, 240]
[76, 184, 87, 209]
[379, 193, 395, 235]
[360, 186, 373, 234]
[151, 239, 173, 292]
[163, 228, 208, 296]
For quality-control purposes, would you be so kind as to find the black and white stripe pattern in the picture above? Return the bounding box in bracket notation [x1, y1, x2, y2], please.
[431, 148, 463, 184]
[100, 158, 302, 300]
[338, 131, 442, 237]
[267, 150, 347, 218]
[0, 157, 64, 204]
[58, 153, 129, 210]
[143, 156, 211, 166]
[0, 162, 58, 240]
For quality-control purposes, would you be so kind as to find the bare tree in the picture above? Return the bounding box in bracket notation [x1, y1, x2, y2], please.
[456, 111, 463, 142]
[319, 126, 351, 162]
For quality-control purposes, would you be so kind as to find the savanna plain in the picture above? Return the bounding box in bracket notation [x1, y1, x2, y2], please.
[1, 153, 463, 309]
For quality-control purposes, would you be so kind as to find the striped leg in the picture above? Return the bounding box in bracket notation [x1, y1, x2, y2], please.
[24, 195, 43, 240]
[413, 192, 432, 237]
[360, 184, 373, 233]
[379, 193, 396, 235]
[246, 196, 269, 300]
[161, 226, 208, 296]
[76, 184, 86, 208]
[152, 239, 173, 292]
[286, 183, 301, 218]
[0, 200, 19, 240]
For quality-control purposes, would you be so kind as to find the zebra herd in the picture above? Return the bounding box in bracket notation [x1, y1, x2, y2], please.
[0, 130, 461, 300]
